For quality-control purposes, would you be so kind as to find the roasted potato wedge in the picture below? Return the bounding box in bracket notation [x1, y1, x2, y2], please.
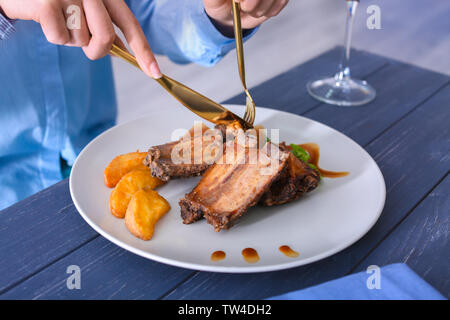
[104, 152, 148, 188]
[125, 189, 170, 240]
[109, 170, 165, 218]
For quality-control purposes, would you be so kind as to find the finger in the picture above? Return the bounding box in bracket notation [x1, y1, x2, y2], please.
[239, 0, 260, 15]
[204, 0, 233, 25]
[113, 37, 127, 52]
[240, 0, 287, 28]
[82, 0, 116, 60]
[204, 0, 230, 11]
[0, 0, 40, 20]
[240, 13, 268, 29]
[265, 0, 289, 18]
[103, 0, 161, 78]
[39, 0, 70, 45]
[252, 0, 275, 18]
[62, 0, 89, 47]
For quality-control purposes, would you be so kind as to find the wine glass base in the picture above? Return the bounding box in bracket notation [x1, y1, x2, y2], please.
[307, 77, 376, 107]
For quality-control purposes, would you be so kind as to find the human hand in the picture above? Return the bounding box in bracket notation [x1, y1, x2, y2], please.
[0, 0, 161, 78]
[204, 0, 289, 29]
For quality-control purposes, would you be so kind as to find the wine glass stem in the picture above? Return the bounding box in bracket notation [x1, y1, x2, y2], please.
[337, 0, 359, 81]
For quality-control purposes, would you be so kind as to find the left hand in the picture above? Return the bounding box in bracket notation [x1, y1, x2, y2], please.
[204, 0, 289, 29]
[0, 0, 162, 78]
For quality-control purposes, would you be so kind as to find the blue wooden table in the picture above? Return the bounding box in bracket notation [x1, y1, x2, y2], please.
[1, 47, 449, 299]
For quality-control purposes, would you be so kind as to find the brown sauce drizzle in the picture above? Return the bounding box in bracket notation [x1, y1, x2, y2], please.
[279, 245, 299, 258]
[242, 248, 260, 263]
[299, 143, 349, 178]
[211, 250, 226, 262]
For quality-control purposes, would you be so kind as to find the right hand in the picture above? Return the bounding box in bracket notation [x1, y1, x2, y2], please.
[0, 0, 161, 78]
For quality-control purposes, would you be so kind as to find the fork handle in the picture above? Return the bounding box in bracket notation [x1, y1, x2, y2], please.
[231, 0, 248, 90]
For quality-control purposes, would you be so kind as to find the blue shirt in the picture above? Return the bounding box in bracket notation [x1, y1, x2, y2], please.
[0, 0, 254, 210]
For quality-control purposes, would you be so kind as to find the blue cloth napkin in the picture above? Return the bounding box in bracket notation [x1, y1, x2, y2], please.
[269, 263, 445, 300]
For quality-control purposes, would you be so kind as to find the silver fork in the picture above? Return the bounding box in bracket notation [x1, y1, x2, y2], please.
[231, 0, 256, 125]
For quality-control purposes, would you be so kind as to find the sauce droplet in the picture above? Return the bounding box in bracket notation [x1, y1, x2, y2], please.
[299, 143, 349, 178]
[279, 245, 299, 258]
[210, 251, 226, 262]
[242, 248, 260, 264]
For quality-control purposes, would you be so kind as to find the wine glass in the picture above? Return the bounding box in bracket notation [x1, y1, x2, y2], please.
[307, 0, 376, 107]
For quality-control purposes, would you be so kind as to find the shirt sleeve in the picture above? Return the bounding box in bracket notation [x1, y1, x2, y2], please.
[126, 0, 257, 67]
[0, 12, 15, 40]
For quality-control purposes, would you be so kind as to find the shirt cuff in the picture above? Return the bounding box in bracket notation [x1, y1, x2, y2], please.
[191, 0, 258, 66]
[0, 12, 15, 40]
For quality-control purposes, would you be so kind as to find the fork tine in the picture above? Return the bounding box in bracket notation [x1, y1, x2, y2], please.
[244, 109, 254, 125]
[244, 94, 255, 125]
[244, 101, 252, 124]
[244, 113, 250, 123]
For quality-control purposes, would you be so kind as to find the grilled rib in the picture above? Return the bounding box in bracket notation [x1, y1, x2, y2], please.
[179, 141, 289, 231]
[144, 124, 223, 181]
[259, 143, 320, 206]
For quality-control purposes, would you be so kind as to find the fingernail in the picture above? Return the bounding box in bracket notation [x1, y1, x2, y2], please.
[150, 62, 162, 79]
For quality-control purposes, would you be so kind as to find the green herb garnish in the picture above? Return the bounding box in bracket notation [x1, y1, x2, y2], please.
[307, 163, 318, 170]
[290, 144, 310, 162]
[289, 144, 321, 179]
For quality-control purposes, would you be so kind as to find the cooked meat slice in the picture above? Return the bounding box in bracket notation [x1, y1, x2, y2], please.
[179, 141, 289, 231]
[144, 140, 209, 181]
[144, 124, 223, 181]
[259, 142, 320, 206]
[180, 199, 206, 224]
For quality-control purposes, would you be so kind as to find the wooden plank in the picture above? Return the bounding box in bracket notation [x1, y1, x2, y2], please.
[0, 179, 98, 293]
[351, 175, 450, 298]
[161, 84, 450, 299]
[225, 47, 387, 113]
[1, 236, 193, 299]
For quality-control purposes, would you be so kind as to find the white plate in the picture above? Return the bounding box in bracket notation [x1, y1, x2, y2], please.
[70, 105, 385, 273]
